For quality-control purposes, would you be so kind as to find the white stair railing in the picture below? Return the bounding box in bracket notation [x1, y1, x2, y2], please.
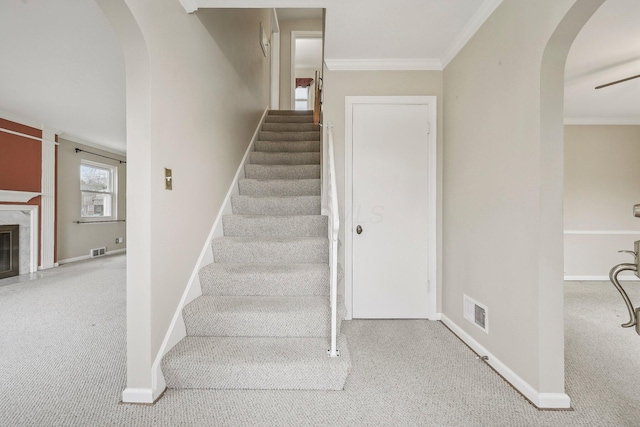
[325, 123, 340, 357]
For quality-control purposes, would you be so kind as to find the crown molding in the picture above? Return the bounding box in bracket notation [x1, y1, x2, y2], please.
[441, 0, 504, 69]
[186, 0, 327, 8]
[179, 0, 198, 13]
[564, 117, 640, 125]
[324, 58, 442, 71]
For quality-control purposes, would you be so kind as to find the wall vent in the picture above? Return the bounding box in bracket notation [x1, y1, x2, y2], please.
[463, 294, 489, 333]
[90, 247, 106, 258]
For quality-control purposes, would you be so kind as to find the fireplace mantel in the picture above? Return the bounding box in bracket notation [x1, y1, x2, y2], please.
[0, 190, 40, 203]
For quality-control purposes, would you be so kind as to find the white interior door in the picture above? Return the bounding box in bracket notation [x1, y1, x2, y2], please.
[348, 98, 434, 319]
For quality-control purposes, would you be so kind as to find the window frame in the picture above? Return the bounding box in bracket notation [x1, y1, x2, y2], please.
[80, 159, 118, 221]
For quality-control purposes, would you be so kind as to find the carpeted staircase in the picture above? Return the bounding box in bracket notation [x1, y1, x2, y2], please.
[162, 110, 351, 390]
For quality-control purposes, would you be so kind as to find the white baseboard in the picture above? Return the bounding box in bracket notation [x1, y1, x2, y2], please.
[150, 107, 269, 397]
[440, 314, 571, 409]
[58, 248, 126, 265]
[565, 275, 638, 281]
[121, 387, 164, 404]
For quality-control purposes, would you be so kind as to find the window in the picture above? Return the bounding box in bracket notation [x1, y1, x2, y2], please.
[295, 86, 310, 110]
[80, 160, 117, 220]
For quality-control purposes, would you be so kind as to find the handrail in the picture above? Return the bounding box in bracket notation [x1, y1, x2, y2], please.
[313, 70, 322, 126]
[326, 123, 340, 357]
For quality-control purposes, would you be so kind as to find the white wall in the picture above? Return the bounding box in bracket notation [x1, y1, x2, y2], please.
[564, 125, 640, 279]
[442, 0, 603, 405]
[57, 138, 126, 263]
[97, 0, 271, 399]
[278, 18, 322, 110]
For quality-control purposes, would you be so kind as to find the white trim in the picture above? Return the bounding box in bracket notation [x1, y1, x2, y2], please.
[150, 107, 269, 396]
[0, 127, 40, 142]
[0, 190, 40, 203]
[0, 204, 38, 274]
[564, 117, 640, 126]
[41, 129, 56, 269]
[345, 96, 438, 320]
[57, 248, 126, 265]
[440, 314, 571, 409]
[270, 9, 280, 110]
[565, 275, 639, 281]
[121, 387, 158, 404]
[178, 0, 198, 13]
[291, 31, 322, 109]
[441, 0, 504, 68]
[564, 230, 640, 235]
[191, 0, 327, 7]
[324, 58, 442, 71]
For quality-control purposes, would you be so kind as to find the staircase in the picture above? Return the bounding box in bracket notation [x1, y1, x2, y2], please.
[162, 110, 351, 391]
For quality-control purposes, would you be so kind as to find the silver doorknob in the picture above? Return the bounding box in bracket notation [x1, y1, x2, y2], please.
[356, 225, 363, 235]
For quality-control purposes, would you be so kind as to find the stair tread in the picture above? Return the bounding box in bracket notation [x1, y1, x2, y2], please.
[212, 236, 328, 264]
[216, 236, 328, 243]
[199, 263, 329, 296]
[165, 335, 348, 366]
[231, 195, 320, 215]
[249, 152, 320, 165]
[244, 164, 320, 179]
[259, 131, 320, 142]
[183, 295, 344, 338]
[162, 335, 350, 390]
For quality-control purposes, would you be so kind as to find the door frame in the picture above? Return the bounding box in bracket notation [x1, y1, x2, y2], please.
[290, 31, 322, 109]
[269, 8, 280, 110]
[345, 96, 438, 320]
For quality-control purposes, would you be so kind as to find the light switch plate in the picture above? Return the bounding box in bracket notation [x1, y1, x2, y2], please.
[165, 168, 172, 190]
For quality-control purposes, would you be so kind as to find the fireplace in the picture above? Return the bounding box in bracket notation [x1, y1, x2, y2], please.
[0, 224, 20, 279]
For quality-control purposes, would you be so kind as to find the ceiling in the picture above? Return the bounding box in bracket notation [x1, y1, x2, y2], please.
[564, 0, 640, 123]
[0, 0, 125, 153]
[0, 1, 636, 154]
[295, 39, 323, 70]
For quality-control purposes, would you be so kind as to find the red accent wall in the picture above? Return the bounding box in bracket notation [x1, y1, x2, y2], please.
[0, 118, 42, 192]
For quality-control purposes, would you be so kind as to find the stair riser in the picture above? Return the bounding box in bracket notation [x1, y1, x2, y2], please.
[268, 110, 312, 116]
[162, 359, 348, 390]
[250, 152, 320, 165]
[255, 140, 320, 152]
[223, 215, 327, 237]
[244, 164, 320, 179]
[161, 335, 350, 391]
[264, 115, 314, 124]
[231, 196, 320, 215]
[262, 123, 318, 132]
[183, 300, 343, 338]
[212, 238, 328, 263]
[238, 179, 320, 197]
[259, 131, 320, 141]
[199, 264, 329, 296]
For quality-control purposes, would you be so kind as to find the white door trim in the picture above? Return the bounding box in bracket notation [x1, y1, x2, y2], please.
[345, 96, 438, 320]
[270, 8, 280, 110]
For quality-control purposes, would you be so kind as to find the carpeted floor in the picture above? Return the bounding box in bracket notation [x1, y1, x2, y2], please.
[1, 253, 640, 426]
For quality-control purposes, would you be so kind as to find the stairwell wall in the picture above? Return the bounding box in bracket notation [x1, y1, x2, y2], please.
[97, 0, 271, 400]
[442, 0, 604, 405]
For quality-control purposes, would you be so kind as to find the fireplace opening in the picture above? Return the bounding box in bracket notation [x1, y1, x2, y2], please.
[0, 224, 19, 280]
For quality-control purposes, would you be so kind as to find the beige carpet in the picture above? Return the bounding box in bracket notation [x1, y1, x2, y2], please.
[1, 254, 640, 426]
